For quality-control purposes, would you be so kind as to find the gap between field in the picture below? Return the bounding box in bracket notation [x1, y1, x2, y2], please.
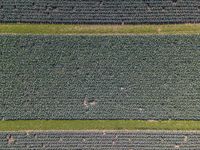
[0, 23, 200, 35]
[1, 120, 200, 131]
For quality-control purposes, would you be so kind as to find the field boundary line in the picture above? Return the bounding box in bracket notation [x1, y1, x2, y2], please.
[1, 23, 200, 35]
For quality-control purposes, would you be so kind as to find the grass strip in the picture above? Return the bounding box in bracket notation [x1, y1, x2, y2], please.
[0, 24, 200, 35]
[0, 120, 200, 131]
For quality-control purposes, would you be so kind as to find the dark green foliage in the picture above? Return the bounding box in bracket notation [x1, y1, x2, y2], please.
[0, 0, 200, 24]
[0, 131, 199, 149]
[1, 35, 200, 120]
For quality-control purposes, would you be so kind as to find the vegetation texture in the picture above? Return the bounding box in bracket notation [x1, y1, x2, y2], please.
[0, 130, 199, 149]
[2, 35, 200, 120]
[0, 0, 200, 24]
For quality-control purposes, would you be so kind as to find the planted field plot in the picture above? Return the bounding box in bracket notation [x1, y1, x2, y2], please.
[1, 35, 200, 120]
[0, 131, 200, 149]
[0, 0, 200, 24]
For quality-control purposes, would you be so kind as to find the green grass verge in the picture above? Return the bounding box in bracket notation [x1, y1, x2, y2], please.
[1, 23, 200, 35]
[1, 120, 200, 131]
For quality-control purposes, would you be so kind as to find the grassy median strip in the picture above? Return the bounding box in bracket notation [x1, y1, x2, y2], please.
[0, 120, 200, 131]
[1, 23, 200, 35]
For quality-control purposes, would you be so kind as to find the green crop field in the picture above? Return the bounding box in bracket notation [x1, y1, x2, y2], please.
[2, 34, 200, 120]
[1, 1, 200, 148]
[1, 24, 200, 131]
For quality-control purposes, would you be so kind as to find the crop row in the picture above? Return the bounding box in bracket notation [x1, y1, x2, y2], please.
[0, 0, 200, 24]
[1, 131, 200, 149]
[1, 35, 200, 120]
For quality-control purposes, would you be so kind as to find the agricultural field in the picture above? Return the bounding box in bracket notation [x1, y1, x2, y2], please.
[1, 0, 200, 148]
[1, 131, 200, 149]
[0, 0, 200, 24]
[2, 34, 200, 120]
